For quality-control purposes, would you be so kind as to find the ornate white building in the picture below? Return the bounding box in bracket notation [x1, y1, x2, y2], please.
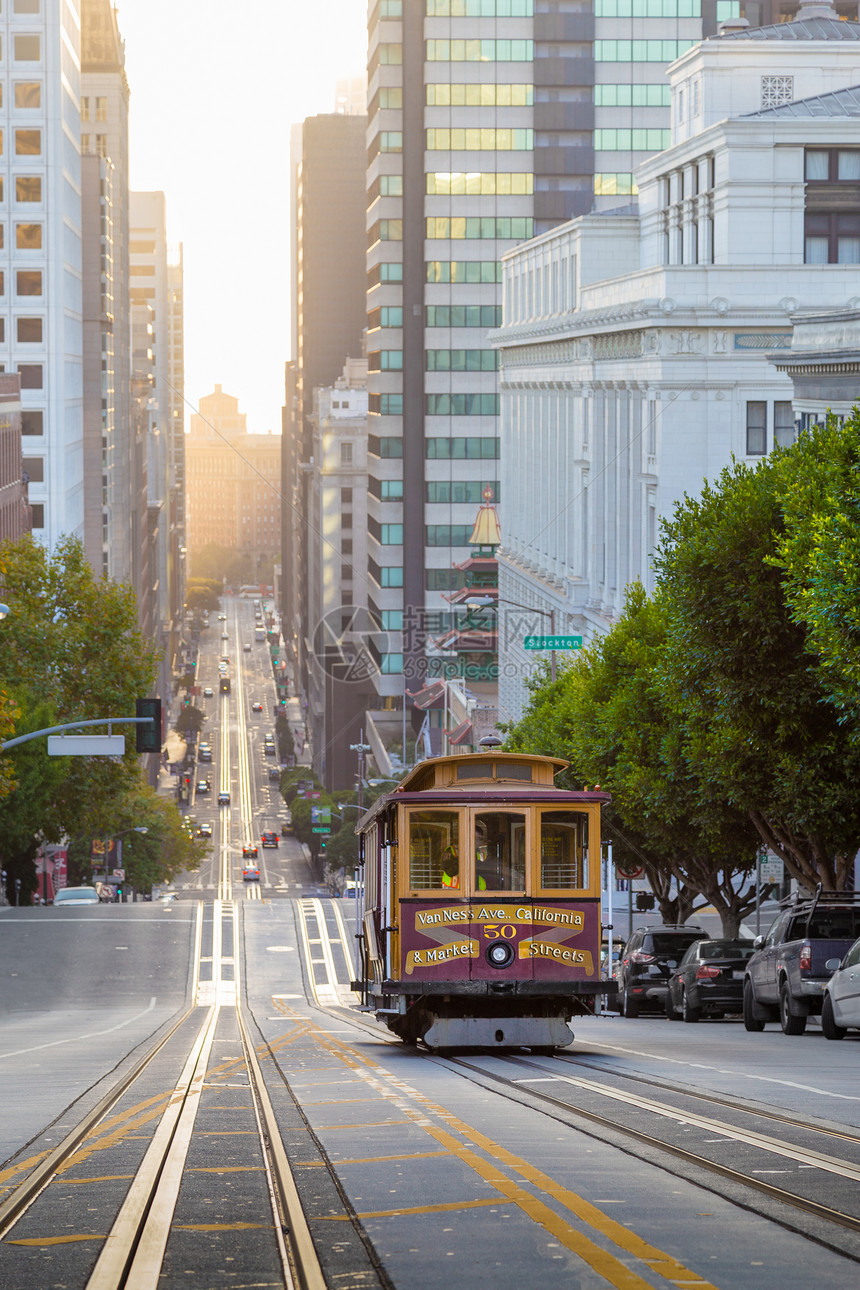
[493, 1, 860, 721]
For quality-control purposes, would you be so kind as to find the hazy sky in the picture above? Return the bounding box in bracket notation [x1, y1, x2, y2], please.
[119, 0, 367, 434]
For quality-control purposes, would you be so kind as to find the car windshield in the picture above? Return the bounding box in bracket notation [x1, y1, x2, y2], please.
[647, 933, 703, 956]
[699, 939, 755, 960]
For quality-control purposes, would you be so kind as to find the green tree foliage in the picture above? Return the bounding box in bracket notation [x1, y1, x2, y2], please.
[656, 455, 860, 892]
[772, 413, 860, 730]
[0, 535, 160, 901]
[185, 579, 222, 612]
[505, 587, 760, 935]
[0, 688, 19, 799]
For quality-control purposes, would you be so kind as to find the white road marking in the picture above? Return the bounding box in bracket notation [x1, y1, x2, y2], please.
[0, 997, 157, 1060]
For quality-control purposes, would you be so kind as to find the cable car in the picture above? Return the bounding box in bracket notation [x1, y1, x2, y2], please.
[353, 750, 613, 1050]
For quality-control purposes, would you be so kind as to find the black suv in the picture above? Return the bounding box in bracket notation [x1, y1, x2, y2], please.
[616, 925, 709, 1017]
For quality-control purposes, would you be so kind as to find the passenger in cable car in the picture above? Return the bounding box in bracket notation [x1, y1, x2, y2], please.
[441, 844, 460, 889]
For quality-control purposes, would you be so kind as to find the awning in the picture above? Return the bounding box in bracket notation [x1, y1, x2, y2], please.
[447, 720, 473, 746]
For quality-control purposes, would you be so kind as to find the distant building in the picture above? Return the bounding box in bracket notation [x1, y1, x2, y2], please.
[186, 386, 281, 571]
[0, 376, 27, 542]
[4, 3, 84, 548]
[283, 110, 367, 719]
[494, 0, 860, 721]
[81, 0, 132, 582]
[306, 359, 374, 789]
[769, 307, 860, 428]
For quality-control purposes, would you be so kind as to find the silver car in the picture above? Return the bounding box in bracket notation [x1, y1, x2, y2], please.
[822, 937, 860, 1038]
[53, 886, 100, 907]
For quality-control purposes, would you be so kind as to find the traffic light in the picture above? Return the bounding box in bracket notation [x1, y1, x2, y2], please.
[136, 697, 162, 753]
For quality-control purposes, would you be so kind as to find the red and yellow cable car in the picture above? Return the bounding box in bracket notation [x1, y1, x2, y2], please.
[353, 751, 613, 1050]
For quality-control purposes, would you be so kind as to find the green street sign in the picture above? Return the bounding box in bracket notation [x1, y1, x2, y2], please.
[523, 635, 583, 651]
[312, 825, 332, 834]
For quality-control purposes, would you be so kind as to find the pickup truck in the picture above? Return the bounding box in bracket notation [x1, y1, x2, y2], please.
[743, 892, 860, 1035]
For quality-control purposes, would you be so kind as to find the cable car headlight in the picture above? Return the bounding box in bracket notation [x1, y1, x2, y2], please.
[486, 941, 515, 969]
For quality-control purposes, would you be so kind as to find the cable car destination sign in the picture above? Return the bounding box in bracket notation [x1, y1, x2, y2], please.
[523, 635, 583, 651]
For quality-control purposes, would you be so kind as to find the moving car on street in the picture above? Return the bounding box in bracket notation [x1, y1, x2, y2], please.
[218, 790, 230, 805]
[53, 886, 100, 907]
[242, 867, 260, 882]
[242, 843, 259, 858]
[251, 701, 263, 713]
[196, 778, 211, 794]
[261, 830, 279, 848]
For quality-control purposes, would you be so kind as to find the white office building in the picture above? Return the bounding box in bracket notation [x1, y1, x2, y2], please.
[4, 0, 83, 548]
[494, 0, 860, 721]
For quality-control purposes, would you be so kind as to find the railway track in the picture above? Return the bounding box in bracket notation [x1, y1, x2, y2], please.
[0, 902, 325, 1290]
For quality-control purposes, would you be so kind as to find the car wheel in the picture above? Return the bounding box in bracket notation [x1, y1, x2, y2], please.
[665, 991, 680, 1020]
[821, 993, 846, 1041]
[743, 980, 766, 1032]
[681, 987, 701, 1024]
[623, 988, 639, 1019]
[779, 981, 807, 1036]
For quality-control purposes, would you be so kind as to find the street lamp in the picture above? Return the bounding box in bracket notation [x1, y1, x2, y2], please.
[464, 594, 559, 683]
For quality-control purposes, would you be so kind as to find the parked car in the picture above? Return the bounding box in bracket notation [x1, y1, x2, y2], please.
[744, 893, 860, 1035]
[243, 642, 251, 652]
[242, 866, 260, 882]
[616, 925, 709, 1017]
[218, 790, 230, 805]
[666, 939, 756, 1022]
[821, 936, 860, 1039]
[196, 778, 211, 794]
[263, 741, 276, 756]
[267, 765, 281, 781]
[279, 817, 294, 836]
[198, 743, 212, 763]
[251, 702, 263, 713]
[203, 686, 214, 698]
[261, 830, 279, 848]
[221, 632, 229, 641]
[53, 886, 100, 907]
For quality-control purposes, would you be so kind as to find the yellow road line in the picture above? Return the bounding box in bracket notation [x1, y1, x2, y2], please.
[322, 1198, 500, 1220]
[7, 1234, 107, 1246]
[286, 1007, 719, 1290]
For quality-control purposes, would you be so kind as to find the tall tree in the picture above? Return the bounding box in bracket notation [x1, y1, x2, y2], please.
[0, 535, 160, 900]
[656, 455, 860, 891]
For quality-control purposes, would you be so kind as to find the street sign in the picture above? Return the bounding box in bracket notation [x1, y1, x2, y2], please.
[312, 826, 332, 834]
[523, 635, 583, 651]
[760, 853, 783, 884]
[48, 735, 125, 756]
[616, 862, 644, 880]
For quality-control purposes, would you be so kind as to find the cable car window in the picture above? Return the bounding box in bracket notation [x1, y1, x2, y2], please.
[495, 764, 532, 781]
[540, 810, 588, 889]
[475, 812, 526, 891]
[456, 761, 493, 780]
[408, 809, 461, 889]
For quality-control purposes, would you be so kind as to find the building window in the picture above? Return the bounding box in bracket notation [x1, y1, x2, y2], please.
[425, 38, 534, 61]
[21, 408, 42, 434]
[594, 0, 699, 11]
[381, 524, 403, 544]
[426, 260, 503, 284]
[18, 363, 42, 388]
[14, 0, 42, 11]
[426, 525, 473, 547]
[593, 174, 639, 196]
[16, 175, 40, 201]
[381, 480, 403, 500]
[379, 131, 403, 152]
[15, 129, 41, 155]
[425, 127, 534, 151]
[594, 39, 694, 61]
[427, 436, 500, 458]
[746, 401, 767, 456]
[368, 305, 403, 329]
[425, 393, 500, 416]
[425, 216, 534, 240]
[16, 269, 41, 295]
[369, 435, 403, 457]
[340, 442, 353, 465]
[369, 394, 404, 416]
[95, 96, 107, 121]
[381, 653, 404, 674]
[594, 129, 670, 151]
[426, 349, 498, 371]
[95, 134, 108, 157]
[342, 512, 353, 529]
[426, 0, 534, 12]
[427, 83, 533, 106]
[594, 84, 670, 107]
[426, 305, 502, 328]
[13, 35, 40, 60]
[81, 94, 90, 121]
[426, 172, 533, 196]
[30, 502, 44, 528]
[369, 349, 403, 371]
[341, 487, 353, 504]
[15, 81, 40, 109]
[342, 538, 353, 555]
[16, 222, 41, 248]
[774, 401, 796, 448]
[805, 213, 860, 264]
[427, 480, 499, 504]
[380, 566, 404, 587]
[17, 316, 41, 341]
[22, 455, 43, 481]
[426, 569, 466, 590]
[378, 86, 402, 109]
[761, 75, 793, 109]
